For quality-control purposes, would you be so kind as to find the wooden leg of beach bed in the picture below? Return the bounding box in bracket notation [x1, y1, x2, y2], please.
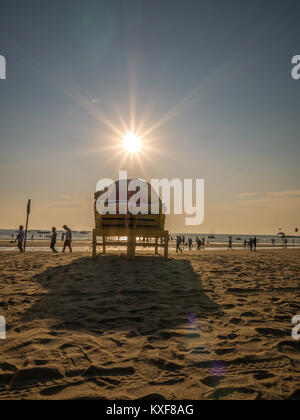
[127, 234, 135, 260]
[103, 235, 106, 255]
[155, 237, 158, 255]
[164, 231, 169, 259]
[92, 230, 97, 258]
[132, 235, 136, 259]
[127, 235, 131, 259]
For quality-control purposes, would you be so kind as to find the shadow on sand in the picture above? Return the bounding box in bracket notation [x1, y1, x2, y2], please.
[23, 256, 221, 336]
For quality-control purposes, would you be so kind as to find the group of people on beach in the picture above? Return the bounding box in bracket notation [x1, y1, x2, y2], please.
[16, 225, 73, 253]
[14, 228, 295, 254]
[228, 236, 257, 251]
[175, 235, 206, 253]
[174, 235, 260, 253]
[242, 237, 257, 251]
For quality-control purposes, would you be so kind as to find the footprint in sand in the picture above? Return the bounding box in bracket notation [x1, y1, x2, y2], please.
[255, 328, 288, 338]
[277, 340, 299, 354]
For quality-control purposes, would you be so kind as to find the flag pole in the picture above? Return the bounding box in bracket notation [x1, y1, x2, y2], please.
[23, 199, 31, 253]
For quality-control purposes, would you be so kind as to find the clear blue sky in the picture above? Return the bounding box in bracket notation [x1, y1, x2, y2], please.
[0, 0, 299, 233]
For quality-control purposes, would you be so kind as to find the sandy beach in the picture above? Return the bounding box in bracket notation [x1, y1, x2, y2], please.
[0, 248, 299, 400]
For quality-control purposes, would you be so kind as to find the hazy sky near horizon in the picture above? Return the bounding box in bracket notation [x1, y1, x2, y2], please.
[0, 0, 300, 234]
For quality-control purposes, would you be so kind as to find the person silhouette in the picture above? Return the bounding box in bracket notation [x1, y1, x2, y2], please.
[16, 225, 24, 253]
[176, 236, 183, 253]
[50, 227, 58, 253]
[62, 225, 72, 253]
[253, 236, 257, 252]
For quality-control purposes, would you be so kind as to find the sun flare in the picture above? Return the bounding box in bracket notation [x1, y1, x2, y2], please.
[123, 132, 142, 153]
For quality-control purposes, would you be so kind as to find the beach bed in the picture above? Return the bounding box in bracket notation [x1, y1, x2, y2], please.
[92, 180, 169, 259]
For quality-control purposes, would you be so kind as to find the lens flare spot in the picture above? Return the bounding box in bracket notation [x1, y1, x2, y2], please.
[123, 132, 142, 153]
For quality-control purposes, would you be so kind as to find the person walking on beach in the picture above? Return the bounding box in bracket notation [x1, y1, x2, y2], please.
[244, 239, 247, 249]
[176, 236, 183, 253]
[50, 227, 58, 253]
[15, 225, 25, 253]
[253, 236, 257, 252]
[62, 225, 72, 253]
[228, 236, 233, 250]
[188, 238, 193, 250]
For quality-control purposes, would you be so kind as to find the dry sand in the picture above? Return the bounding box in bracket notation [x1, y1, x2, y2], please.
[0, 248, 299, 400]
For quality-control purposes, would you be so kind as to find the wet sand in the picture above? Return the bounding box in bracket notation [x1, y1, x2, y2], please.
[0, 249, 299, 400]
[0, 239, 296, 251]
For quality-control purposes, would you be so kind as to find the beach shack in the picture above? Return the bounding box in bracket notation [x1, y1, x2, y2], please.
[93, 179, 169, 259]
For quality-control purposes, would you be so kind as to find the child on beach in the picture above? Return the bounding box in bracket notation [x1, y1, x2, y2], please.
[16, 225, 24, 253]
[50, 227, 58, 253]
[62, 225, 72, 253]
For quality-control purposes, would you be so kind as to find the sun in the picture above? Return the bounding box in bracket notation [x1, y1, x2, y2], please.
[123, 131, 142, 153]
